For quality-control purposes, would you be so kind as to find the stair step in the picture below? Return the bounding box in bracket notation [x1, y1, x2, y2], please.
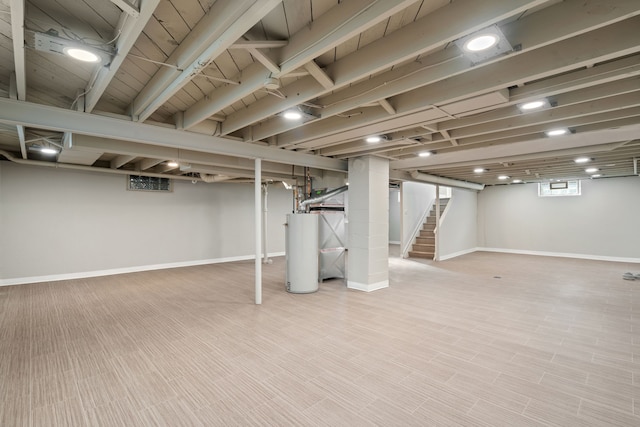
[416, 237, 435, 244]
[412, 243, 434, 251]
[420, 226, 436, 232]
[408, 251, 434, 259]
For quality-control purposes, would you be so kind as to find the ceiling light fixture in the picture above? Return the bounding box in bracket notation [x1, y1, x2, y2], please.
[63, 47, 100, 63]
[518, 98, 550, 112]
[464, 34, 498, 52]
[283, 109, 302, 120]
[418, 151, 432, 157]
[32, 31, 113, 64]
[167, 161, 179, 167]
[585, 167, 599, 173]
[591, 174, 602, 178]
[545, 128, 569, 137]
[473, 168, 485, 173]
[366, 136, 382, 143]
[455, 25, 512, 63]
[497, 175, 510, 180]
[40, 147, 58, 154]
[574, 157, 591, 164]
[512, 179, 523, 183]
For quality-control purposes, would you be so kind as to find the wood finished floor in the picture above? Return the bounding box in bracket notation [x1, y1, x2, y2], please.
[1, 250, 639, 426]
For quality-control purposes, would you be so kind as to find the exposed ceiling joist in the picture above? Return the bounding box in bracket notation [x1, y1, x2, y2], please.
[251, 0, 640, 142]
[132, 0, 282, 122]
[223, 0, 546, 137]
[111, 155, 136, 169]
[138, 158, 163, 170]
[275, 0, 419, 77]
[71, 135, 321, 177]
[183, 0, 413, 131]
[247, 47, 280, 74]
[84, 0, 161, 113]
[278, 17, 640, 150]
[0, 98, 347, 172]
[303, 61, 333, 90]
[9, 73, 27, 159]
[9, 0, 25, 101]
[390, 124, 640, 170]
[109, 0, 139, 18]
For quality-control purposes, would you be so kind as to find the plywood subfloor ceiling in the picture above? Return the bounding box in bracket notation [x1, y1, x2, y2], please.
[0, 0, 639, 186]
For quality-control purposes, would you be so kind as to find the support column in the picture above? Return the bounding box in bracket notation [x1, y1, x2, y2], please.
[347, 156, 389, 292]
[255, 158, 262, 304]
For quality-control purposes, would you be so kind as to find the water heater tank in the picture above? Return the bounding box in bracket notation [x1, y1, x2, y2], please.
[285, 214, 319, 293]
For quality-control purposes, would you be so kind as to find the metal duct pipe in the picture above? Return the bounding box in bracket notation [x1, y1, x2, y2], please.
[298, 185, 348, 212]
[409, 170, 484, 191]
[199, 172, 232, 182]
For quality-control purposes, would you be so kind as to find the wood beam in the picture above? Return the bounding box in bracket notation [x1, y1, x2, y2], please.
[379, 99, 396, 115]
[303, 61, 333, 90]
[248, 48, 280, 74]
[184, 0, 414, 131]
[109, 0, 139, 18]
[230, 40, 288, 49]
[111, 155, 136, 169]
[132, 0, 282, 122]
[9, 0, 25, 101]
[9, 73, 27, 159]
[84, 0, 160, 112]
[250, 0, 640, 142]
[138, 158, 164, 171]
[279, 17, 640, 149]
[0, 98, 347, 171]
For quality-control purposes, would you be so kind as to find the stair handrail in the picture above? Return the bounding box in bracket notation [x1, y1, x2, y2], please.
[402, 198, 435, 258]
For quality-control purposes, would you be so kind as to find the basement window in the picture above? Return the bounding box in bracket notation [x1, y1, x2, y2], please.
[128, 175, 172, 192]
[538, 180, 580, 197]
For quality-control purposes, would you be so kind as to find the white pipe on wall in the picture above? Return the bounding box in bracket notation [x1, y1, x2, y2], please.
[255, 158, 262, 305]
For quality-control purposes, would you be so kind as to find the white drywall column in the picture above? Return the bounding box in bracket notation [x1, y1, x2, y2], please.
[255, 158, 262, 304]
[347, 156, 389, 292]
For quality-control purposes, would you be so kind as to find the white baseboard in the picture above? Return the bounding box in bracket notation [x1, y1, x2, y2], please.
[477, 247, 640, 264]
[0, 252, 286, 287]
[438, 247, 479, 261]
[347, 279, 389, 292]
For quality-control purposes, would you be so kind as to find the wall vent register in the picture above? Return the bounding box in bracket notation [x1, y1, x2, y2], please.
[128, 175, 172, 192]
[538, 180, 581, 197]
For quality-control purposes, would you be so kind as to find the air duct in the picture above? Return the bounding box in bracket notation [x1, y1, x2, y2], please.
[410, 170, 484, 191]
[298, 185, 348, 212]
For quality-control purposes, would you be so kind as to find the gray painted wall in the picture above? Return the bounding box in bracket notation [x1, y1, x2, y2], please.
[389, 188, 401, 243]
[0, 162, 292, 282]
[439, 188, 478, 259]
[477, 177, 640, 259]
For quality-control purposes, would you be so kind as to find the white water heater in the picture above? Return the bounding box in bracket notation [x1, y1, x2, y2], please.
[285, 214, 319, 293]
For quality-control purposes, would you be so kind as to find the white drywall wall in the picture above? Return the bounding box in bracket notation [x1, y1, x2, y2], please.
[0, 162, 292, 282]
[401, 181, 436, 254]
[439, 188, 478, 259]
[477, 177, 640, 260]
[389, 188, 401, 243]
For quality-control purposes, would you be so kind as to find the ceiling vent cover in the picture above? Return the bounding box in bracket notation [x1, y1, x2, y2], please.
[128, 175, 172, 192]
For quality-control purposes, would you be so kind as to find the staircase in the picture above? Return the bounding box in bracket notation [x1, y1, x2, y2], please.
[408, 199, 449, 259]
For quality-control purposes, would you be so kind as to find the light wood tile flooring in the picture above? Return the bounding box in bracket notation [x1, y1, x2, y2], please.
[1, 251, 639, 426]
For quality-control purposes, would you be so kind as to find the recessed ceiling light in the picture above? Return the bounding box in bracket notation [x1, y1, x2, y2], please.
[546, 128, 569, 137]
[40, 147, 58, 154]
[167, 161, 178, 167]
[574, 157, 591, 164]
[518, 99, 549, 112]
[591, 174, 602, 178]
[283, 109, 302, 120]
[585, 167, 599, 173]
[464, 34, 498, 52]
[63, 47, 100, 63]
[497, 175, 510, 180]
[418, 151, 431, 157]
[512, 179, 522, 183]
[473, 168, 485, 173]
[366, 136, 381, 143]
